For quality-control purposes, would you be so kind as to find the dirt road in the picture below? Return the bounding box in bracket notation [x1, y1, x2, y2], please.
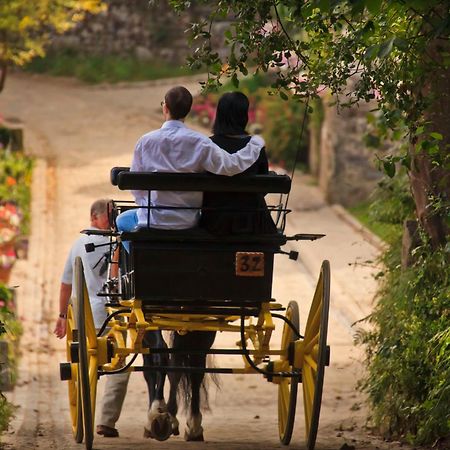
[1, 73, 410, 450]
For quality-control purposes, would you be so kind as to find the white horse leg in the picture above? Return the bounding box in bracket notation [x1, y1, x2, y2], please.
[185, 412, 204, 441]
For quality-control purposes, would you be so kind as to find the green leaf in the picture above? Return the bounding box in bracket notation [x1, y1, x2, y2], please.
[415, 126, 425, 136]
[383, 160, 396, 178]
[280, 91, 288, 101]
[351, 0, 365, 16]
[231, 73, 239, 88]
[378, 37, 395, 59]
[365, 133, 381, 148]
[394, 37, 408, 51]
[430, 132, 443, 141]
[364, 44, 379, 60]
[316, 0, 330, 12]
[365, 0, 382, 15]
[401, 154, 411, 170]
[427, 144, 440, 155]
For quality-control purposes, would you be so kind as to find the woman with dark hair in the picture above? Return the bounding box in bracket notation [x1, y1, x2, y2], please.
[200, 92, 277, 234]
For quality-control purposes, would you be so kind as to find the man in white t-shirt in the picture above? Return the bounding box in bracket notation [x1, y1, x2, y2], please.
[54, 199, 129, 438]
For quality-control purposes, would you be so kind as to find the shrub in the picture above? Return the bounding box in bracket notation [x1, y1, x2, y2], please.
[0, 149, 33, 235]
[0, 285, 21, 435]
[358, 175, 450, 445]
[24, 50, 199, 84]
[257, 95, 307, 169]
[0, 394, 13, 434]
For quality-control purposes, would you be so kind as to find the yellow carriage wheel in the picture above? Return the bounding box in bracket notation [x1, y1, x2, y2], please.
[75, 257, 98, 450]
[66, 303, 83, 443]
[302, 260, 330, 450]
[278, 301, 300, 445]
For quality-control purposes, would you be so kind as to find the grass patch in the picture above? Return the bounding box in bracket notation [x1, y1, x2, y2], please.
[24, 50, 200, 84]
[348, 201, 402, 242]
[0, 395, 14, 434]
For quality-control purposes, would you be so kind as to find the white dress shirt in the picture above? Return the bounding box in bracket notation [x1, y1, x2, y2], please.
[130, 120, 265, 229]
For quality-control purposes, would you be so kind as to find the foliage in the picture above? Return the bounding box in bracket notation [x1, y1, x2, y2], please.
[190, 74, 308, 168]
[0, 284, 21, 435]
[169, 0, 449, 243]
[350, 170, 412, 240]
[166, 0, 450, 444]
[0, 0, 105, 67]
[258, 93, 307, 168]
[366, 173, 416, 241]
[0, 284, 22, 344]
[349, 202, 401, 243]
[0, 394, 13, 434]
[358, 235, 450, 444]
[24, 50, 201, 84]
[0, 149, 33, 236]
[352, 174, 449, 444]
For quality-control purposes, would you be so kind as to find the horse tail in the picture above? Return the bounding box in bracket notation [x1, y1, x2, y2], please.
[169, 331, 220, 412]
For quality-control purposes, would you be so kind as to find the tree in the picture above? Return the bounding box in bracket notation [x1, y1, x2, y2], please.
[0, 0, 105, 93]
[168, 0, 449, 249]
[166, 0, 450, 444]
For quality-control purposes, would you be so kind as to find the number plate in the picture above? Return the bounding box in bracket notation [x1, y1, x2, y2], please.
[235, 252, 265, 277]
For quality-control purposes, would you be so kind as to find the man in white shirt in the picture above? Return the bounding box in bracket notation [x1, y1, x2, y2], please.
[116, 85, 265, 234]
[54, 199, 129, 438]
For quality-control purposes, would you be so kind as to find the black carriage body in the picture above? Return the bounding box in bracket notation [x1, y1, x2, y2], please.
[113, 168, 292, 305]
[131, 238, 277, 302]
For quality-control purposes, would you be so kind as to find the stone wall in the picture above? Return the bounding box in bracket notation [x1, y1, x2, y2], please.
[310, 94, 383, 207]
[50, 0, 224, 64]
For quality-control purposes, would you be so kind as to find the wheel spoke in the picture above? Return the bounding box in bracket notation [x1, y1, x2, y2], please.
[303, 365, 315, 433]
[65, 303, 83, 443]
[75, 257, 96, 450]
[304, 354, 318, 372]
[305, 300, 322, 342]
[304, 260, 331, 450]
[304, 332, 319, 354]
[279, 382, 288, 426]
[277, 301, 300, 445]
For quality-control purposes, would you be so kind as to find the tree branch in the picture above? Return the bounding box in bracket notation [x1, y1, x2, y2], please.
[272, 1, 308, 66]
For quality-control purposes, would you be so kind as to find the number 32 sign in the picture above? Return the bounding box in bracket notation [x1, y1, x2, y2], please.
[235, 252, 265, 277]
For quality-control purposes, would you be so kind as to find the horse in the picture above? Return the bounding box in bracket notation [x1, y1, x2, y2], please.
[142, 330, 217, 441]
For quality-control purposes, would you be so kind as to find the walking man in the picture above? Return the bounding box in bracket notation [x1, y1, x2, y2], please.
[54, 198, 129, 438]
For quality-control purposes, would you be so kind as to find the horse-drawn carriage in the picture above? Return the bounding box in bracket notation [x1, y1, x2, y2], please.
[59, 167, 330, 450]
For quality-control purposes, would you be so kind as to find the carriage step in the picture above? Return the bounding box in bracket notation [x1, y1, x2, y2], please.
[70, 342, 79, 363]
[60, 362, 72, 381]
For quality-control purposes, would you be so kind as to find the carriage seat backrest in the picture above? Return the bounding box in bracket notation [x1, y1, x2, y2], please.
[110, 167, 291, 195]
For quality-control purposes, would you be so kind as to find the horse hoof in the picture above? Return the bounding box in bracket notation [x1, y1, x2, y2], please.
[150, 413, 172, 441]
[184, 430, 204, 442]
[170, 415, 180, 436]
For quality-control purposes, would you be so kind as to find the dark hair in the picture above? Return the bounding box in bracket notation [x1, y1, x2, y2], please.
[165, 86, 193, 120]
[212, 92, 249, 136]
